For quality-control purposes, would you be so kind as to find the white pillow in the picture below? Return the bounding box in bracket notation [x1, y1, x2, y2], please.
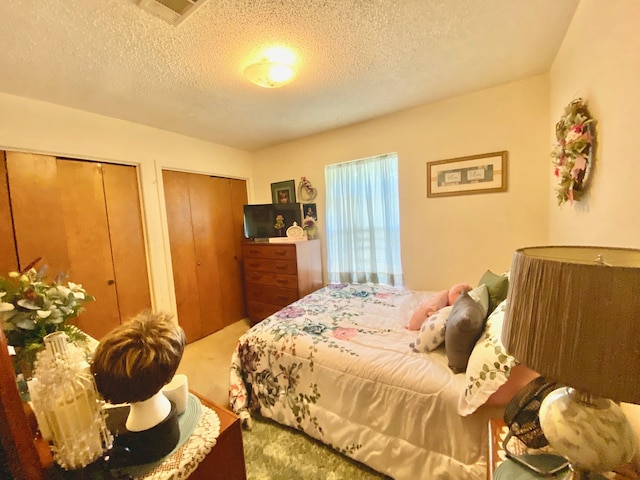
[457, 299, 518, 416]
[411, 305, 453, 352]
[467, 284, 489, 318]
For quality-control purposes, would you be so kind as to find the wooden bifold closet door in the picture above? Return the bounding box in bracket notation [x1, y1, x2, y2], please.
[163, 170, 247, 343]
[3, 152, 151, 340]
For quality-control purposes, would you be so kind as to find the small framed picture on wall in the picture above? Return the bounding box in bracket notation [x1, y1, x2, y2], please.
[303, 203, 317, 220]
[271, 180, 297, 204]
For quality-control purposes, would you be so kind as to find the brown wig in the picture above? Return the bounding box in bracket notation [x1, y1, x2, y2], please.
[91, 311, 186, 404]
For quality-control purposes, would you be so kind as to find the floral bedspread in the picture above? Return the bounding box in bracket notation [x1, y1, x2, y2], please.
[229, 283, 494, 480]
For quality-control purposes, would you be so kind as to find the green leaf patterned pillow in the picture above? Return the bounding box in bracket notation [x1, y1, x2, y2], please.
[457, 299, 517, 416]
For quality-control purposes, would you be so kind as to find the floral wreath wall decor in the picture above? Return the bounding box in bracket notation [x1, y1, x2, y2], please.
[551, 98, 597, 206]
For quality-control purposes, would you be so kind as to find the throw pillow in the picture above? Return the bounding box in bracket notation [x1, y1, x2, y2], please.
[457, 299, 538, 416]
[477, 269, 509, 313]
[406, 290, 449, 330]
[445, 292, 487, 374]
[411, 305, 453, 352]
[447, 283, 472, 305]
[466, 284, 489, 319]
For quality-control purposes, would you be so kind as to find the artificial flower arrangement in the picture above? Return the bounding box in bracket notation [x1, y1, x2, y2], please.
[551, 98, 596, 205]
[303, 215, 318, 239]
[0, 259, 93, 370]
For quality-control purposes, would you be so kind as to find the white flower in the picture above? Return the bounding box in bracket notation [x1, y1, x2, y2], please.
[68, 282, 86, 293]
[36, 310, 52, 319]
[17, 299, 40, 310]
[0, 302, 14, 312]
[565, 129, 582, 144]
[53, 285, 70, 297]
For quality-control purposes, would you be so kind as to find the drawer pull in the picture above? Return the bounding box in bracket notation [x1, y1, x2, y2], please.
[275, 279, 288, 285]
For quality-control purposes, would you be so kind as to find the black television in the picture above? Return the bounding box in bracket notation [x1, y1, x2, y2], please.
[243, 203, 302, 239]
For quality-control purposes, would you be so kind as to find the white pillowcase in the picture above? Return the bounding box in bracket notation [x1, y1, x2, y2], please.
[467, 283, 489, 318]
[457, 299, 518, 416]
[411, 305, 453, 352]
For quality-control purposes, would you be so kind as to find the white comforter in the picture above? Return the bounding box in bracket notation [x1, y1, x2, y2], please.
[230, 283, 500, 479]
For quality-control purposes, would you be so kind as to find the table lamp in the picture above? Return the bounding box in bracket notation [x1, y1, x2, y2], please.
[501, 246, 640, 479]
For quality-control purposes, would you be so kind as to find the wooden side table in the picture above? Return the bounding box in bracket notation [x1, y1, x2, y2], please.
[33, 392, 246, 479]
[191, 394, 246, 480]
[486, 417, 505, 479]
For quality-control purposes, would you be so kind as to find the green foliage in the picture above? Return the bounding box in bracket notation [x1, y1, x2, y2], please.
[0, 262, 94, 357]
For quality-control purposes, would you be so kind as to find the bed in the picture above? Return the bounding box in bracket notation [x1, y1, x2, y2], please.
[230, 280, 526, 479]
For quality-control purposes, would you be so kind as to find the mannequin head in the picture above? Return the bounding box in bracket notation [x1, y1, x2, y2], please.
[91, 311, 186, 405]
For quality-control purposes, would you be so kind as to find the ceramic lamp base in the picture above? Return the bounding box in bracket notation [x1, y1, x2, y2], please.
[540, 387, 636, 475]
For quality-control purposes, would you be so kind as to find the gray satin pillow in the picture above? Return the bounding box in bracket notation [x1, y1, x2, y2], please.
[445, 291, 487, 374]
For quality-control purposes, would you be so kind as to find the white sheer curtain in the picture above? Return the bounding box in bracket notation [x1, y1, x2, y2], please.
[325, 153, 403, 286]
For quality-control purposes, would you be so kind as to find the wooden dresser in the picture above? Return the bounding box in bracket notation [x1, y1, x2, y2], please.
[243, 239, 323, 324]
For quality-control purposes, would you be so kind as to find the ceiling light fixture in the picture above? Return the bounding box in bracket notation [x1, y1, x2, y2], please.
[244, 46, 297, 88]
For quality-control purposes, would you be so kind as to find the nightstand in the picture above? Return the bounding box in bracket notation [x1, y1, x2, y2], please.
[37, 393, 247, 479]
[190, 394, 246, 480]
[487, 418, 635, 480]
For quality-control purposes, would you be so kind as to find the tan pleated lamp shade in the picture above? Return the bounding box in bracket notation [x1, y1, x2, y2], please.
[502, 246, 640, 404]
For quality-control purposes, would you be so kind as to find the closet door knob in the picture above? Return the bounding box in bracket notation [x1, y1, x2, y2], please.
[107, 279, 115, 285]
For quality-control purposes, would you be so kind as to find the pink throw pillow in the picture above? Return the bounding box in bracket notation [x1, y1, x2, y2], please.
[407, 290, 449, 330]
[448, 283, 472, 305]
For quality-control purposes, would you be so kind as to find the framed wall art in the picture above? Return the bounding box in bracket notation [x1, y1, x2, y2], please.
[426, 151, 508, 198]
[271, 180, 296, 204]
[302, 203, 317, 220]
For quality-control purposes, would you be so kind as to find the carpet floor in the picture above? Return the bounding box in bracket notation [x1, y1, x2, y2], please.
[242, 415, 391, 480]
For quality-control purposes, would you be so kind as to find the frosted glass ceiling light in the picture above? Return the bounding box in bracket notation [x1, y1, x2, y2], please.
[244, 46, 296, 88]
[244, 61, 295, 88]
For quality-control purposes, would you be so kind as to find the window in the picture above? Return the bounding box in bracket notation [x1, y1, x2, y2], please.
[324, 153, 403, 286]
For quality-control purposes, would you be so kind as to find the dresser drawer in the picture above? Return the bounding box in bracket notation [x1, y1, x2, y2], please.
[243, 258, 297, 275]
[244, 271, 299, 289]
[245, 282, 299, 307]
[246, 301, 284, 324]
[242, 240, 322, 324]
[244, 244, 296, 261]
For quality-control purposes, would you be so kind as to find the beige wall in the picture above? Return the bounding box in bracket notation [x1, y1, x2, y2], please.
[549, 0, 640, 442]
[0, 92, 253, 320]
[253, 75, 551, 290]
[549, 0, 640, 247]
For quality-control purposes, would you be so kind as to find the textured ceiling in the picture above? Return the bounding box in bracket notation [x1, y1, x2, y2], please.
[0, 0, 579, 151]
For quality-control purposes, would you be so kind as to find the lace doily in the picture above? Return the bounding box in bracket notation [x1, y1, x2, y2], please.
[138, 405, 221, 480]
